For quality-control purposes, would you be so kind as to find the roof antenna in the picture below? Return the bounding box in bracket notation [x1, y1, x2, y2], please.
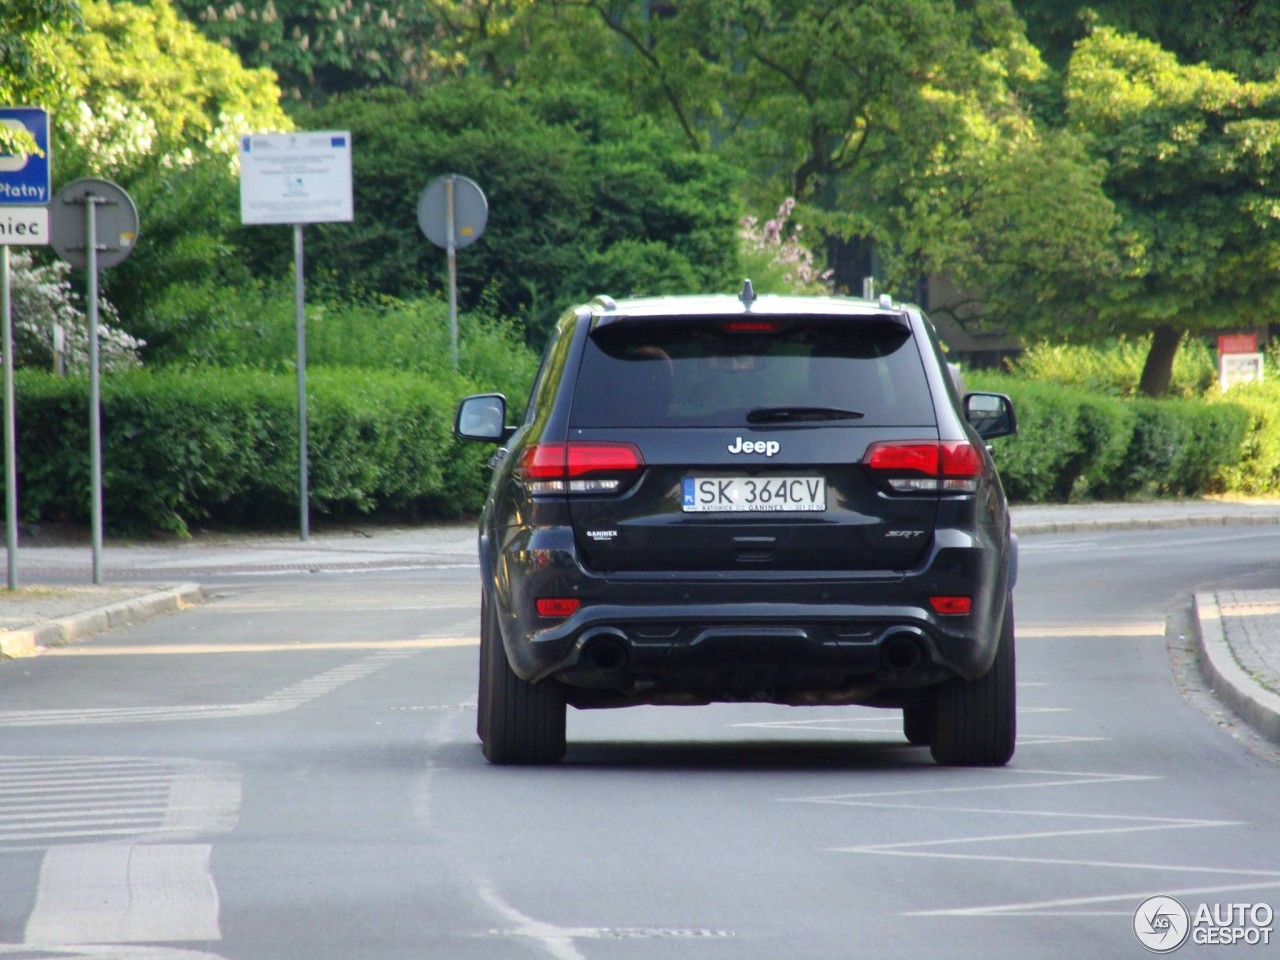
[739, 278, 756, 306]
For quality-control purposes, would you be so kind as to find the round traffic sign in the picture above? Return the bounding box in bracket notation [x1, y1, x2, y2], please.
[417, 174, 487, 250]
[50, 177, 139, 270]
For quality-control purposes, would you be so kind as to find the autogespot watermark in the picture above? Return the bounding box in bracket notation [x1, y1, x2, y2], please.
[1134, 896, 1274, 952]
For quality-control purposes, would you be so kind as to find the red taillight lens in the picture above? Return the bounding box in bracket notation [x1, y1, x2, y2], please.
[930, 596, 973, 616]
[939, 441, 982, 478]
[865, 443, 940, 475]
[518, 442, 645, 494]
[863, 441, 981, 493]
[536, 597, 581, 618]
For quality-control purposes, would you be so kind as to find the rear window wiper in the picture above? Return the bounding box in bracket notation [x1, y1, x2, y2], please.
[746, 406, 865, 424]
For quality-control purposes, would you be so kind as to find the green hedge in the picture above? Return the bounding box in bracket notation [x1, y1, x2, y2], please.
[1212, 381, 1280, 496]
[10, 366, 1275, 537]
[9, 367, 493, 535]
[969, 373, 1251, 502]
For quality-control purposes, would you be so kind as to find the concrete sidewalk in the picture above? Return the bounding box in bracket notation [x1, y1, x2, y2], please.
[2, 501, 1279, 746]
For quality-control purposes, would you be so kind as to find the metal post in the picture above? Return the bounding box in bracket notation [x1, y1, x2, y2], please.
[86, 194, 103, 584]
[446, 176, 459, 371]
[2, 246, 17, 591]
[294, 223, 309, 541]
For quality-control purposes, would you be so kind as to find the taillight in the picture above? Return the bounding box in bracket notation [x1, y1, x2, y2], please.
[517, 442, 645, 495]
[863, 441, 982, 493]
[536, 597, 581, 618]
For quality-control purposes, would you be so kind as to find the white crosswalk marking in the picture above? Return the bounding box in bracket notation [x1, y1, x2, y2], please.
[25, 844, 220, 943]
[0, 756, 240, 851]
[0, 756, 241, 951]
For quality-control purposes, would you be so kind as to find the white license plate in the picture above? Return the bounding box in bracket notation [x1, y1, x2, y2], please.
[681, 477, 826, 513]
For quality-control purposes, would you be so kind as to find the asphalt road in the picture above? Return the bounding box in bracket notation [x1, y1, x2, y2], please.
[1, 525, 1279, 959]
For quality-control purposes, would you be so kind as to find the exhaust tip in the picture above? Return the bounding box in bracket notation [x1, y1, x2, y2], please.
[880, 630, 925, 672]
[579, 629, 630, 673]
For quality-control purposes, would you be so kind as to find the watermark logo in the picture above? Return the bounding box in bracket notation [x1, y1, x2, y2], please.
[1134, 896, 1191, 953]
[1134, 898, 1274, 952]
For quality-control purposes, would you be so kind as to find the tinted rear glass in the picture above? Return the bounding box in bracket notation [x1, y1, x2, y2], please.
[569, 316, 935, 428]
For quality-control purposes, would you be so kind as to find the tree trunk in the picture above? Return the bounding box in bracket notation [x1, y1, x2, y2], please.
[1137, 325, 1186, 398]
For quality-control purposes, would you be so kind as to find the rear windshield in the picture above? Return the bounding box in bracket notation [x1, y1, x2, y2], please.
[569, 316, 935, 428]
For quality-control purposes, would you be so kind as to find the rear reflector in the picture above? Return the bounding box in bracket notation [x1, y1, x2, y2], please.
[518, 442, 645, 494]
[536, 598, 581, 618]
[930, 596, 973, 616]
[863, 441, 981, 493]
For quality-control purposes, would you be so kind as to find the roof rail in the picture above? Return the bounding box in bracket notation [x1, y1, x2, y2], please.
[591, 295, 617, 311]
[878, 293, 894, 309]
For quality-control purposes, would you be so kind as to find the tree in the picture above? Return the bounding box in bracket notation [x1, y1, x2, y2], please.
[1016, 1, 1280, 79]
[172, 0, 538, 99]
[45, 0, 291, 177]
[1065, 27, 1280, 396]
[0, 0, 80, 154]
[11, 0, 295, 359]
[540, 1, 1117, 330]
[293, 80, 742, 336]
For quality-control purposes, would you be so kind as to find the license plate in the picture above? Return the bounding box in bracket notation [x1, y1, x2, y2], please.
[681, 477, 826, 513]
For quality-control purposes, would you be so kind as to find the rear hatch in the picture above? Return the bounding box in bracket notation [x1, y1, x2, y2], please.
[562, 313, 944, 574]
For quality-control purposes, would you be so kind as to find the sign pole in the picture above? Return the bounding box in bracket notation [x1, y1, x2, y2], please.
[2, 246, 16, 590]
[416, 174, 487, 371]
[85, 194, 104, 585]
[446, 176, 459, 371]
[294, 223, 309, 541]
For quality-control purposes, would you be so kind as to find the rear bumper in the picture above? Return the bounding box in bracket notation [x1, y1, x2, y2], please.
[485, 522, 1010, 704]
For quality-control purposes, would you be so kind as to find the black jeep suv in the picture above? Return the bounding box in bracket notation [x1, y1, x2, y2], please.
[455, 284, 1018, 766]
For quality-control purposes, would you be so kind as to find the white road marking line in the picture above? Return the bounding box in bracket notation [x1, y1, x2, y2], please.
[784, 769, 1156, 804]
[24, 844, 220, 944]
[906, 880, 1280, 918]
[0, 651, 416, 727]
[49, 636, 477, 656]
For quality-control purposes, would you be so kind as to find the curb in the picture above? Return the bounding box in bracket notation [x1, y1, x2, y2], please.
[1015, 514, 1280, 536]
[0, 584, 204, 659]
[1193, 592, 1280, 744]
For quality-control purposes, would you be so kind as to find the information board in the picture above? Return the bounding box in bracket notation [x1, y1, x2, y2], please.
[239, 131, 353, 225]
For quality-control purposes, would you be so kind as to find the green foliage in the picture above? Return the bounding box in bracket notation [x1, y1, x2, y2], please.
[0, 0, 81, 148]
[1211, 380, 1280, 496]
[1007, 336, 1216, 398]
[1065, 28, 1280, 339]
[1017, 1, 1280, 80]
[174, 0, 538, 100]
[970, 371, 1249, 501]
[134, 283, 537, 410]
[292, 80, 742, 338]
[549, 0, 1117, 330]
[46, 0, 291, 178]
[11, 367, 497, 535]
[98, 151, 266, 359]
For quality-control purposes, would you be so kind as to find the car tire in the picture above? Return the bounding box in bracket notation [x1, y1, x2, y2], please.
[479, 595, 567, 765]
[929, 594, 1016, 767]
[902, 706, 932, 746]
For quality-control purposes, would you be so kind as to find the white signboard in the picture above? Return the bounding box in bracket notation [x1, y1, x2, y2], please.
[239, 131, 353, 225]
[0, 205, 49, 245]
[1219, 352, 1264, 392]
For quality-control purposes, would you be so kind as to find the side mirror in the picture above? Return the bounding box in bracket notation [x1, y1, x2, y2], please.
[455, 394, 509, 442]
[964, 392, 1017, 440]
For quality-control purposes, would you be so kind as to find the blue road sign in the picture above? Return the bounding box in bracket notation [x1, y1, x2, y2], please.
[0, 108, 52, 206]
